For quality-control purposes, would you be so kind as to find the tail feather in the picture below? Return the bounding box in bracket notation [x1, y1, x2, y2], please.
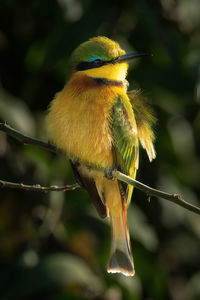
[107, 204, 134, 276]
[93, 174, 134, 276]
[108, 249, 134, 276]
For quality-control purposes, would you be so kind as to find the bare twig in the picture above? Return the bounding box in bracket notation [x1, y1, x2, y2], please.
[0, 122, 57, 153]
[0, 122, 200, 215]
[0, 179, 79, 192]
[112, 171, 200, 215]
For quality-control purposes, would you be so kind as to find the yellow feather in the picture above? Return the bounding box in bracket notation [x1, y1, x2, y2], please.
[46, 73, 127, 169]
[80, 63, 128, 81]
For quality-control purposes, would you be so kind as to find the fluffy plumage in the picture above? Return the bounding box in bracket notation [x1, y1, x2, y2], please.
[46, 36, 156, 276]
[128, 90, 156, 161]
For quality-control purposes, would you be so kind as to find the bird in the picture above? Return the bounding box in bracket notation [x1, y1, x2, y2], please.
[46, 36, 156, 276]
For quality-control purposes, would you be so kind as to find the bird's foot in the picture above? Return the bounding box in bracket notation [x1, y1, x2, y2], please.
[104, 168, 117, 180]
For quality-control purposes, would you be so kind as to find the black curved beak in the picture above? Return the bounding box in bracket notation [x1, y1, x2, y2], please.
[113, 52, 151, 63]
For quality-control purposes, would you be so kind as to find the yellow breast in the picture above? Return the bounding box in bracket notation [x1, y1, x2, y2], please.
[46, 74, 125, 169]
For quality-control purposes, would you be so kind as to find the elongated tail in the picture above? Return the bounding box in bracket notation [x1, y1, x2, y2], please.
[107, 201, 134, 276]
[81, 171, 135, 277]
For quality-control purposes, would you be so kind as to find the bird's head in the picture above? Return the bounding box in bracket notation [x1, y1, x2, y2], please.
[70, 36, 148, 82]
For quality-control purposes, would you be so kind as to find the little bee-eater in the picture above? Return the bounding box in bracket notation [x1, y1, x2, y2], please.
[46, 36, 156, 276]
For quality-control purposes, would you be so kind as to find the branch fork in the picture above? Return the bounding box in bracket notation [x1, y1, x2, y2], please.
[0, 122, 200, 215]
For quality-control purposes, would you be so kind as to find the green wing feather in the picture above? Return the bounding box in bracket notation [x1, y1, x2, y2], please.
[110, 91, 156, 205]
[110, 95, 139, 205]
[127, 90, 156, 162]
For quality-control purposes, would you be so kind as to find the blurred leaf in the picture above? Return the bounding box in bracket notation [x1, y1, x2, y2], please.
[189, 272, 200, 299]
[0, 87, 35, 135]
[25, 41, 47, 72]
[128, 205, 158, 251]
[2, 253, 104, 300]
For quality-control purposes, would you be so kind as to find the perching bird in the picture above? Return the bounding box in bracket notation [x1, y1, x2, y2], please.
[46, 36, 156, 276]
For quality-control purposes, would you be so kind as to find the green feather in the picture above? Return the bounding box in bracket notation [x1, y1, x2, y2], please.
[110, 91, 156, 205]
[70, 36, 123, 72]
[127, 90, 156, 162]
[110, 95, 139, 205]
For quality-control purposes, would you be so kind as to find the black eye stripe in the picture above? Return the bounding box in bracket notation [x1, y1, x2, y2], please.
[75, 56, 118, 71]
[76, 59, 106, 71]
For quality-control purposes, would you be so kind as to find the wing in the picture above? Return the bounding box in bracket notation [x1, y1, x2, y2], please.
[70, 160, 107, 218]
[127, 90, 156, 162]
[110, 95, 139, 205]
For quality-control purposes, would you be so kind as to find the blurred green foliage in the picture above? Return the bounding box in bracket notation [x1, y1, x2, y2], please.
[0, 0, 200, 299]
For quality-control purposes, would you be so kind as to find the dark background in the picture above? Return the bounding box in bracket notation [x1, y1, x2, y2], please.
[0, 0, 200, 299]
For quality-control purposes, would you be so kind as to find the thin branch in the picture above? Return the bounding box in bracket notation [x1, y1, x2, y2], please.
[0, 122, 57, 153]
[0, 179, 79, 192]
[0, 122, 200, 215]
[112, 171, 200, 215]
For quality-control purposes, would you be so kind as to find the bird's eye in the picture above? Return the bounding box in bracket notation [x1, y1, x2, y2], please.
[93, 59, 101, 63]
[92, 59, 102, 66]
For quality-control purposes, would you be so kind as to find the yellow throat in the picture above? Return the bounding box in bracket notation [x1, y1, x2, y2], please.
[79, 62, 128, 82]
